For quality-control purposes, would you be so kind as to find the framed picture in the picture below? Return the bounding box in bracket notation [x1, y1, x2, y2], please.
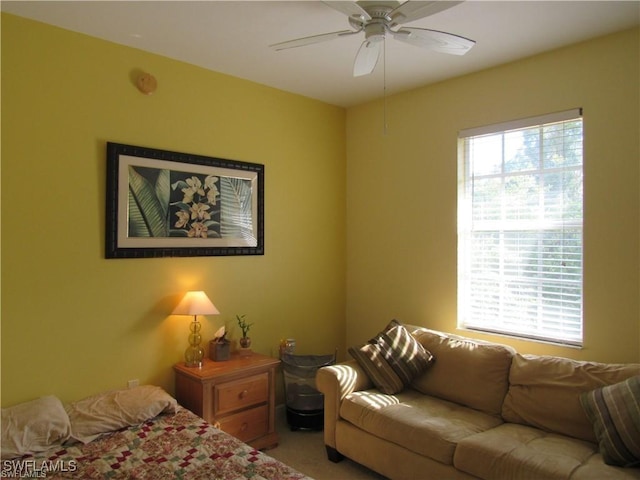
[105, 142, 264, 258]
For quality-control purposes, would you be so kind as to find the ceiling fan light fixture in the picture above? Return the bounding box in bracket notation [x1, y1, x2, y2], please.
[364, 22, 386, 42]
[272, 0, 474, 77]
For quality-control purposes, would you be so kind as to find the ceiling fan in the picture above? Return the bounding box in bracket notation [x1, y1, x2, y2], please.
[270, 1, 475, 77]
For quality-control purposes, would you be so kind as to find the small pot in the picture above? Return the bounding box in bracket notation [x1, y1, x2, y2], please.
[239, 337, 252, 349]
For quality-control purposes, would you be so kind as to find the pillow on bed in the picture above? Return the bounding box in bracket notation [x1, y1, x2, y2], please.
[66, 385, 178, 444]
[1, 395, 71, 459]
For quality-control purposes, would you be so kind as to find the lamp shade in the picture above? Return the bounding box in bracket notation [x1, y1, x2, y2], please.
[172, 291, 220, 316]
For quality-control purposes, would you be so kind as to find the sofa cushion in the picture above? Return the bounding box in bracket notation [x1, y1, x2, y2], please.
[348, 320, 434, 395]
[502, 354, 640, 443]
[339, 388, 503, 465]
[571, 455, 640, 480]
[455, 423, 603, 480]
[580, 375, 640, 467]
[410, 328, 516, 415]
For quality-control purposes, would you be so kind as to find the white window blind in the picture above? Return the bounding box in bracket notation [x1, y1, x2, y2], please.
[458, 109, 583, 346]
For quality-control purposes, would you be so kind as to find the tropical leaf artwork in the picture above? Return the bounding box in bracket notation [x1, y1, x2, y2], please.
[168, 171, 221, 238]
[220, 177, 255, 242]
[127, 166, 170, 237]
[107, 142, 263, 258]
[127, 166, 253, 241]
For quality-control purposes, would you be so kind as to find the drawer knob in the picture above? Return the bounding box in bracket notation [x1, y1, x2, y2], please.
[241, 422, 248, 432]
[239, 389, 249, 399]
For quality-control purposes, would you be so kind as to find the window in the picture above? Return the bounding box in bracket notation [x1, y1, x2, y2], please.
[458, 109, 583, 346]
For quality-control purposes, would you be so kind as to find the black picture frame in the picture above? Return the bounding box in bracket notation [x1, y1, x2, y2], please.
[105, 142, 264, 258]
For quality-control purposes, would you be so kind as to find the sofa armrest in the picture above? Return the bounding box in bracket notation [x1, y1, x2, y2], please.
[316, 360, 373, 450]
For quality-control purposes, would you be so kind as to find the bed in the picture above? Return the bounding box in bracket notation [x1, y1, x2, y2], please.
[1, 386, 312, 480]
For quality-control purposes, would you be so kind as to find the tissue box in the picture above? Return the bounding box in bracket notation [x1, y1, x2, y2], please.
[210, 341, 230, 361]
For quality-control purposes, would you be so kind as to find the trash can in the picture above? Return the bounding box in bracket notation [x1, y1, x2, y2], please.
[281, 352, 336, 431]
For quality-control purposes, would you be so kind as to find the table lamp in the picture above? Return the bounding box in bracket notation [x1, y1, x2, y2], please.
[173, 291, 220, 367]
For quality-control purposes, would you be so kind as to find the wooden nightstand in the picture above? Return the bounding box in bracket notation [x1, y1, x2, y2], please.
[174, 352, 280, 450]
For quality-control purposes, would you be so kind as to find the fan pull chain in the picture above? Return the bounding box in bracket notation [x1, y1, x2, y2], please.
[383, 37, 388, 135]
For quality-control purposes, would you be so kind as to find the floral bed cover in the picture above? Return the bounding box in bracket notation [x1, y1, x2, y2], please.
[2, 407, 312, 480]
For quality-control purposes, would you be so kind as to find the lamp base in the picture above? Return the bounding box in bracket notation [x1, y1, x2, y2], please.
[185, 345, 204, 368]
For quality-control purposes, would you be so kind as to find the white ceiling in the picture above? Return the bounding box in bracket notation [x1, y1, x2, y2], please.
[3, 1, 639, 107]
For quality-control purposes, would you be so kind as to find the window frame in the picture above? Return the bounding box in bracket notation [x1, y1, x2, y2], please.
[457, 109, 584, 346]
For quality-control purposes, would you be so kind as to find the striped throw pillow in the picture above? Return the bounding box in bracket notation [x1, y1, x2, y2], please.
[349, 320, 435, 395]
[375, 320, 434, 385]
[580, 375, 640, 467]
[348, 343, 405, 394]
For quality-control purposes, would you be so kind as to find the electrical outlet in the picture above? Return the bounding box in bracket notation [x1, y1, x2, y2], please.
[127, 379, 139, 389]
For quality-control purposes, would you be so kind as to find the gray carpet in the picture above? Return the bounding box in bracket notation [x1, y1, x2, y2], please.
[266, 406, 387, 480]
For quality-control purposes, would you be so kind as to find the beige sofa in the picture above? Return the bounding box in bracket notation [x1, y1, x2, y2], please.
[316, 326, 640, 480]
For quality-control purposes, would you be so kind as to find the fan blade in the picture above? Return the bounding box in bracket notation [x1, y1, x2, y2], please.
[270, 29, 360, 51]
[393, 27, 475, 55]
[353, 39, 382, 77]
[390, 1, 464, 25]
[323, 1, 371, 21]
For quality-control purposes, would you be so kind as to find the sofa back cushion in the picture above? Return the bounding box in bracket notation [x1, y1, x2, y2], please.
[410, 328, 516, 416]
[502, 354, 640, 443]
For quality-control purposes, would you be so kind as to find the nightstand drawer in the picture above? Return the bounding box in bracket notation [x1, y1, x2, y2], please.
[218, 405, 268, 443]
[215, 373, 269, 415]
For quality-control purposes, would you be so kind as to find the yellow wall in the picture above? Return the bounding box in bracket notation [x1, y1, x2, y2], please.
[346, 27, 640, 363]
[2, 13, 638, 409]
[1, 14, 346, 407]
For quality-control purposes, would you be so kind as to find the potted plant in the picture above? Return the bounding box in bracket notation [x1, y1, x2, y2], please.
[237, 314, 253, 349]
